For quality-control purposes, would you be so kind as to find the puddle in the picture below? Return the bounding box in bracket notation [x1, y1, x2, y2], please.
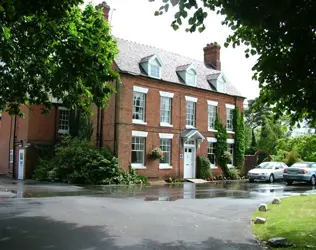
[1, 180, 315, 201]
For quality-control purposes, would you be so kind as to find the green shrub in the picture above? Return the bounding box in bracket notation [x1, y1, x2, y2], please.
[284, 150, 301, 166]
[197, 156, 211, 179]
[33, 136, 147, 185]
[228, 168, 241, 180]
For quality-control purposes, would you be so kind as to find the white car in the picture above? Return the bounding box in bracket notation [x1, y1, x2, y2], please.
[248, 162, 288, 183]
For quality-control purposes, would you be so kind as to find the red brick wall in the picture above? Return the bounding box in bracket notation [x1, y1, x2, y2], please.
[105, 73, 244, 179]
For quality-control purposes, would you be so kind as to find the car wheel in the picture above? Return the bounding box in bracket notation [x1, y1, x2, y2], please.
[249, 179, 254, 183]
[269, 174, 274, 183]
[310, 175, 316, 186]
[286, 180, 293, 185]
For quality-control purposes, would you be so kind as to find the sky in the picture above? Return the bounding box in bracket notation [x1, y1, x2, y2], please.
[88, 0, 260, 100]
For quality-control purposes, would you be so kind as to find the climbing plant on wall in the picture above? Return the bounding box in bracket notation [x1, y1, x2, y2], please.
[215, 118, 229, 177]
[233, 108, 246, 169]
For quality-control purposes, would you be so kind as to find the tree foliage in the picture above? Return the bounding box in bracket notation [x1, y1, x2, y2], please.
[233, 108, 245, 168]
[0, 2, 119, 115]
[214, 117, 229, 177]
[151, 0, 316, 125]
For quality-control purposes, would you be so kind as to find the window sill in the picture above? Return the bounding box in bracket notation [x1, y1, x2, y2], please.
[131, 164, 147, 169]
[132, 120, 147, 125]
[227, 131, 235, 134]
[160, 123, 173, 127]
[185, 125, 195, 129]
[210, 165, 218, 169]
[227, 164, 235, 169]
[208, 128, 218, 132]
[58, 130, 69, 134]
[159, 164, 172, 170]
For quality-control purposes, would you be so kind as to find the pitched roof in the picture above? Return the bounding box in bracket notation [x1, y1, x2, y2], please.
[115, 38, 243, 97]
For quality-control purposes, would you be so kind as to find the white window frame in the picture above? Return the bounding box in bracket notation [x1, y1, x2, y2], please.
[227, 138, 235, 168]
[160, 96, 172, 127]
[225, 104, 235, 133]
[208, 100, 218, 132]
[185, 96, 197, 129]
[186, 69, 197, 86]
[9, 149, 13, 163]
[159, 137, 172, 169]
[149, 64, 161, 78]
[131, 131, 148, 169]
[133, 86, 148, 125]
[58, 107, 70, 134]
[207, 140, 217, 169]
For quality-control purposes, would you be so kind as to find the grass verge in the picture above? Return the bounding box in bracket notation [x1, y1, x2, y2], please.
[252, 195, 316, 249]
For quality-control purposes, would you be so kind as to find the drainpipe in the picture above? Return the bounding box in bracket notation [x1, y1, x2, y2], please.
[12, 115, 17, 179]
[113, 81, 118, 156]
[8, 116, 13, 169]
[178, 96, 182, 178]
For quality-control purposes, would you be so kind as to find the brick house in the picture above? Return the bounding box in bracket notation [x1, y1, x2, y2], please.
[0, 2, 244, 180]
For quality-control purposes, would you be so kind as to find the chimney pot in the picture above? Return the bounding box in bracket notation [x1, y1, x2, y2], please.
[96, 1, 111, 21]
[204, 41, 221, 71]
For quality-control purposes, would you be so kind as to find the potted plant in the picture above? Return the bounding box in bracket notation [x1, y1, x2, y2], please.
[149, 148, 164, 160]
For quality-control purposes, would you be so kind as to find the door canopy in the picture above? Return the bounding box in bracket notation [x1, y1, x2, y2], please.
[181, 129, 205, 147]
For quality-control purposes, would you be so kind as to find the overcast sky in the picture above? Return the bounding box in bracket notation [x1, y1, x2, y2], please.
[88, 0, 260, 100]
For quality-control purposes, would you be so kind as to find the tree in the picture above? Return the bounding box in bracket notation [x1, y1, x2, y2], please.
[151, 0, 316, 125]
[0, 2, 119, 115]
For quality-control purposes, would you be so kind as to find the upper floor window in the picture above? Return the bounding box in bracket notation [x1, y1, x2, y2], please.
[185, 96, 197, 128]
[226, 104, 235, 131]
[58, 107, 70, 134]
[140, 54, 163, 79]
[150, 65, 160, 78]
[208, 101, 218, 130]
[160, 97, 172, 125]
[176, 64, 197, 86]
[133, 86, 148, 125]
[186, 69, 197, 86]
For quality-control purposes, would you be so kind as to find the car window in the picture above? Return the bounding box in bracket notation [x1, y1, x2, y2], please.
[312, 164, 316, 169]
[282, 163, 288, 168]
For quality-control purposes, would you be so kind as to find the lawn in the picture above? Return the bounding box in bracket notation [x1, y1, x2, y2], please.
[252, 195, 316, 249]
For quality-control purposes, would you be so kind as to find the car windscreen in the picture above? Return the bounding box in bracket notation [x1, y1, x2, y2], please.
[256, 162, 274, 169]
[291, 163, 310, 168]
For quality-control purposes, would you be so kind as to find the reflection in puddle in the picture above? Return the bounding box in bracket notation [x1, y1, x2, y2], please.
[2, 180, 316, 201]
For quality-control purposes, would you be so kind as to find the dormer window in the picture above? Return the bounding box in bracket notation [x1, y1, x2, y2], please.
[140, 54, 163, 79]
[176, 64, 197, 86]
[207, 73, 228, 94]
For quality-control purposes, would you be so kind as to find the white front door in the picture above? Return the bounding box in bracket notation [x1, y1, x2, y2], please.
[184, 146, 195, 179]
[18, 149, 25, 180]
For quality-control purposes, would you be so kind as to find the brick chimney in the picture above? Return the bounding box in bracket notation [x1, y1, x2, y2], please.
[96, 1, 111, 21]
[203, 42, 221, 71]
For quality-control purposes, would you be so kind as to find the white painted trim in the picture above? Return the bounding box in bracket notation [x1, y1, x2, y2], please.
[227, 164, 235, 169]
[159, 133, 174, 139]
[159, 164, 173, 170]
[225, 104, 235, 109]
[207, 137, 217, 143]
[160, 122, 173, 127]
[9, 149, 13, 163]
[58, 129, 69, 134]
[207, 100, 218, 106]
[185, 96, 198, 103]
[227, 139, 235, 144]
[210, 164, 218, 169]
[208, 128, 218, 132]
[185, 125, 195, 129]
[131, 164, 147, 169]
[58, 106, 70, 111]
[227, 131, 235, 134]
[132, 119, 147, 125]
[159, 91, 174, 98]
[132, 131, 148, 137]
[133, 86, 149, 94]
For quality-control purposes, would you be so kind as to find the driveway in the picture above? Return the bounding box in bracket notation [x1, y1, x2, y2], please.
[0, 181, 315, 250]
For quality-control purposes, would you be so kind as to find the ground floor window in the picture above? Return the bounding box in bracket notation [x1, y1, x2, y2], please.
[9, 149, 13, 163]
[227, 143, 234, 166]
[131, 136, 145, 165]
[207, 142, 216, 168]
[160, 139, 171, 166]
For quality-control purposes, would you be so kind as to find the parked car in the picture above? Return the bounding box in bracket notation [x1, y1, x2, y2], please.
[248, 162, 288, 183]
[283, 162, 316, 185]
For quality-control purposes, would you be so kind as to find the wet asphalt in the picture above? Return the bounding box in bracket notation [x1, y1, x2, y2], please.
[0, 180, 315, 250]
